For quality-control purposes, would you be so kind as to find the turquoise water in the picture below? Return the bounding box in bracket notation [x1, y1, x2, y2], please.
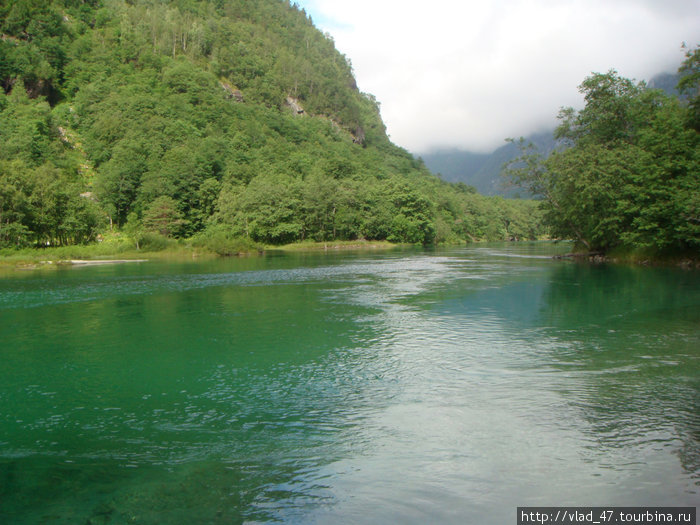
[0, 244, 698, 523]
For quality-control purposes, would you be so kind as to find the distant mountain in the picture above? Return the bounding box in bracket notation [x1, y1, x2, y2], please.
[419, 149, 490, 190]
[421, 131, 556, 198]
[648, 72, 680, 96]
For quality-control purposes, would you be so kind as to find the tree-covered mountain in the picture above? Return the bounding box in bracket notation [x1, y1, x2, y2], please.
[0, 0, 544, 250]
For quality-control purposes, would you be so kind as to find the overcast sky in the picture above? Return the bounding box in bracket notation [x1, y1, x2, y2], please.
[296, 0, 700, 154]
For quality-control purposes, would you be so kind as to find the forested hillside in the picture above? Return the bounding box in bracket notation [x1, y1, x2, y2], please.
[0, 0, 542, 251]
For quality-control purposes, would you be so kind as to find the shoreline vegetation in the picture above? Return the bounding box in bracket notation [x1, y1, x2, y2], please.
[0, 236, 404, 270]
[2, 236, 697, 272]
[554, 249, 700, 268]
[503, 53, 699, 260]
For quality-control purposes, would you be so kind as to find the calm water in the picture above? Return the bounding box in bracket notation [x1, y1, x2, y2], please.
[0, 244, 698, 524]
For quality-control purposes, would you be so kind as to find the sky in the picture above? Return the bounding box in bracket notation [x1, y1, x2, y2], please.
[296, 0, 700, 154]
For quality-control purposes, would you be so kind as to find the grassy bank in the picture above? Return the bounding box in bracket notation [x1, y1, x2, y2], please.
[605, 246, 700, 268]
[0, 232, 260, 269]
[272, 240, 399, 252]
[0, 236, 403, 270]
[0, 243, 208, 269]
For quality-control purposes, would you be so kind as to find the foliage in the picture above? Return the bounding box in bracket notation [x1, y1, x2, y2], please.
[505, 57, 699, 254]
[189, 225, 262, 255]
[678, 44, 700, 131]
[135, 232, 172, 252]
[142, 196, 186, 237]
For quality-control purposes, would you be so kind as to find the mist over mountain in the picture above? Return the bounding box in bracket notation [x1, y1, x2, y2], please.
[648, 71, 681, 96]
[421, 131, 556, 198]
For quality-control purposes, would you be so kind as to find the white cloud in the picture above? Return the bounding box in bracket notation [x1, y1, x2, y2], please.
[298, 0, 700, 153]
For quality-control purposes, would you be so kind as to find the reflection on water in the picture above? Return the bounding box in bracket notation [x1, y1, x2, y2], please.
[0, 244, 698, 523]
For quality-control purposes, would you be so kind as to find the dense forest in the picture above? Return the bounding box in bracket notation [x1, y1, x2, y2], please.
[505, 47, 699, 257]
[0, 0, 543, 252]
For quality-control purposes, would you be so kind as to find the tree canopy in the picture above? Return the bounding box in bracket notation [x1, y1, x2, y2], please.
[505, 51, 699, 255]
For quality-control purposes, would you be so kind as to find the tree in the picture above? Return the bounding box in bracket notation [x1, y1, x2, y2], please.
[301, 172, 338, 241]
[678, 44, 700, 131]
[123, 212, 144, 249]
[142, 196, 185, 237]
[94, 139, 148, 226]
[238, 173, 303, 244]
[387, 183, 435, 244]
[554, 71, 645, 146]
[0, 160, 32, 247]
[504, 67, 699, 254]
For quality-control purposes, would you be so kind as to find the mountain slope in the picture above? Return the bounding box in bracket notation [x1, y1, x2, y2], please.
[0, 0, 544, 248]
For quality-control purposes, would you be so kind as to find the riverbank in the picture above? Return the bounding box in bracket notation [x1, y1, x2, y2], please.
[4, 238, 697, 271]
[0, 238, 404, 271]
[271, 240, 398, 252]
[555, 248, 700, 268]
[0, 243, 212, 270]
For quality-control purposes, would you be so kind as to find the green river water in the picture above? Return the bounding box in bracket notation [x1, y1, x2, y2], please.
[0, 244, 698, 523]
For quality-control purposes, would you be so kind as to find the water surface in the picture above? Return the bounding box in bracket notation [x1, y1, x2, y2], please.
[0, 244, 698, 523]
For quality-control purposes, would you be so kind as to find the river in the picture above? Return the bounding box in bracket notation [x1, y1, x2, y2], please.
[0, 243, 698, 523]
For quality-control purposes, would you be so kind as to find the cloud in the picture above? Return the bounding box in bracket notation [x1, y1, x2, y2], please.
[299, 0, 700, 153]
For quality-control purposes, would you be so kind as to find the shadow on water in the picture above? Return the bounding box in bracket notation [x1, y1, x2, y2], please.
[534, 263, 700, 486]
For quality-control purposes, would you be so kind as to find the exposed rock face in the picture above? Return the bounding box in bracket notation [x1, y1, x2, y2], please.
[25, 78, 48, 98]
[352, 126, 365, 145]
[220, 81, 244, 102]
[285, 96, 305, 115]
[1, 76, 16, 94]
